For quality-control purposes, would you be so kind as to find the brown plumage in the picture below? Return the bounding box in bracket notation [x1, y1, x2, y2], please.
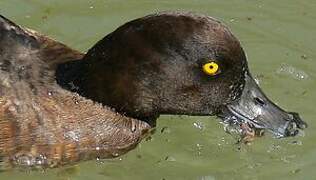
[0, 15, 150, 169]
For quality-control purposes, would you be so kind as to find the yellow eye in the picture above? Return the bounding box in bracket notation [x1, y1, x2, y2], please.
[202, 62, 220, 76]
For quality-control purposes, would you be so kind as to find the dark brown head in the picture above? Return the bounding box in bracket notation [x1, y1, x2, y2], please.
[57, 12, 306, 137]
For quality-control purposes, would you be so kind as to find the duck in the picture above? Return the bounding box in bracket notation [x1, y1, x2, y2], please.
[0, 12, 307, 169]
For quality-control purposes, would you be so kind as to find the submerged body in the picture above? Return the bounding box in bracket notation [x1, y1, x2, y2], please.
[0, 12, 306, 169]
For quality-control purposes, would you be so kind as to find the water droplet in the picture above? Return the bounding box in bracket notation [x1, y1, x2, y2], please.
[164, 156, 176, 162]
[193, 122, 204, 130]
[301, 54, 308, 59]
[276, 63, 309, 80]
[289, 140, 302, 146]
[35, 154, 47, 166]
[160, 127, 171, 134]
[291, 169, 301, 174]
[196, 143, 203, 150]
[64, 131, 80, 142]
[14, 154, 34, 167]
[96, 146, 100, 151]
[131, 124, 136, 132]
[254, 78, 260, 85]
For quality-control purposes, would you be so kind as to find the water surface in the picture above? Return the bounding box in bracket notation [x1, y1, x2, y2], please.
[0, 0, 315, 179]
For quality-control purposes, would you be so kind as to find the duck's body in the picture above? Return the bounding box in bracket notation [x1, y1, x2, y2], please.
[0, 12, 306, 169]
[0, 16, 150, 168]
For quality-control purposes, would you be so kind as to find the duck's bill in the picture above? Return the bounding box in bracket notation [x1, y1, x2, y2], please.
[219, 72, 307, 138]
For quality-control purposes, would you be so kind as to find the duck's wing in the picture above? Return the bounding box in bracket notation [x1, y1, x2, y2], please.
[0, 14, 84, 90]
[24, 28, 84, 67]
[0, 15, 84, 69]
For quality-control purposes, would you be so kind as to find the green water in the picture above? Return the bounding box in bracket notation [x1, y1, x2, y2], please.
[0, 0, 315, 179]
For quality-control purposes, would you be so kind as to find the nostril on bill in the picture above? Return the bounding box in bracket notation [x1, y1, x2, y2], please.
[254, 97, 265, 106]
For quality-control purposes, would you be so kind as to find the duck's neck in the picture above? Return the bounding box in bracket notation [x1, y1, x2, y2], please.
[56, 60, 159, 127]
[56, 60, 84, 93]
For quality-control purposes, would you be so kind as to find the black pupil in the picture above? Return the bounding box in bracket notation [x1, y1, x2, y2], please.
[210, 65, 214, 69]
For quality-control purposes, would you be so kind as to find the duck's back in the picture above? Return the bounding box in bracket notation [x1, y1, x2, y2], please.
[0, 15, 150, 169]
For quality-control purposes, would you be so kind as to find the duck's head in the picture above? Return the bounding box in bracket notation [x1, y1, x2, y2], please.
[58, 12, 306, 137]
